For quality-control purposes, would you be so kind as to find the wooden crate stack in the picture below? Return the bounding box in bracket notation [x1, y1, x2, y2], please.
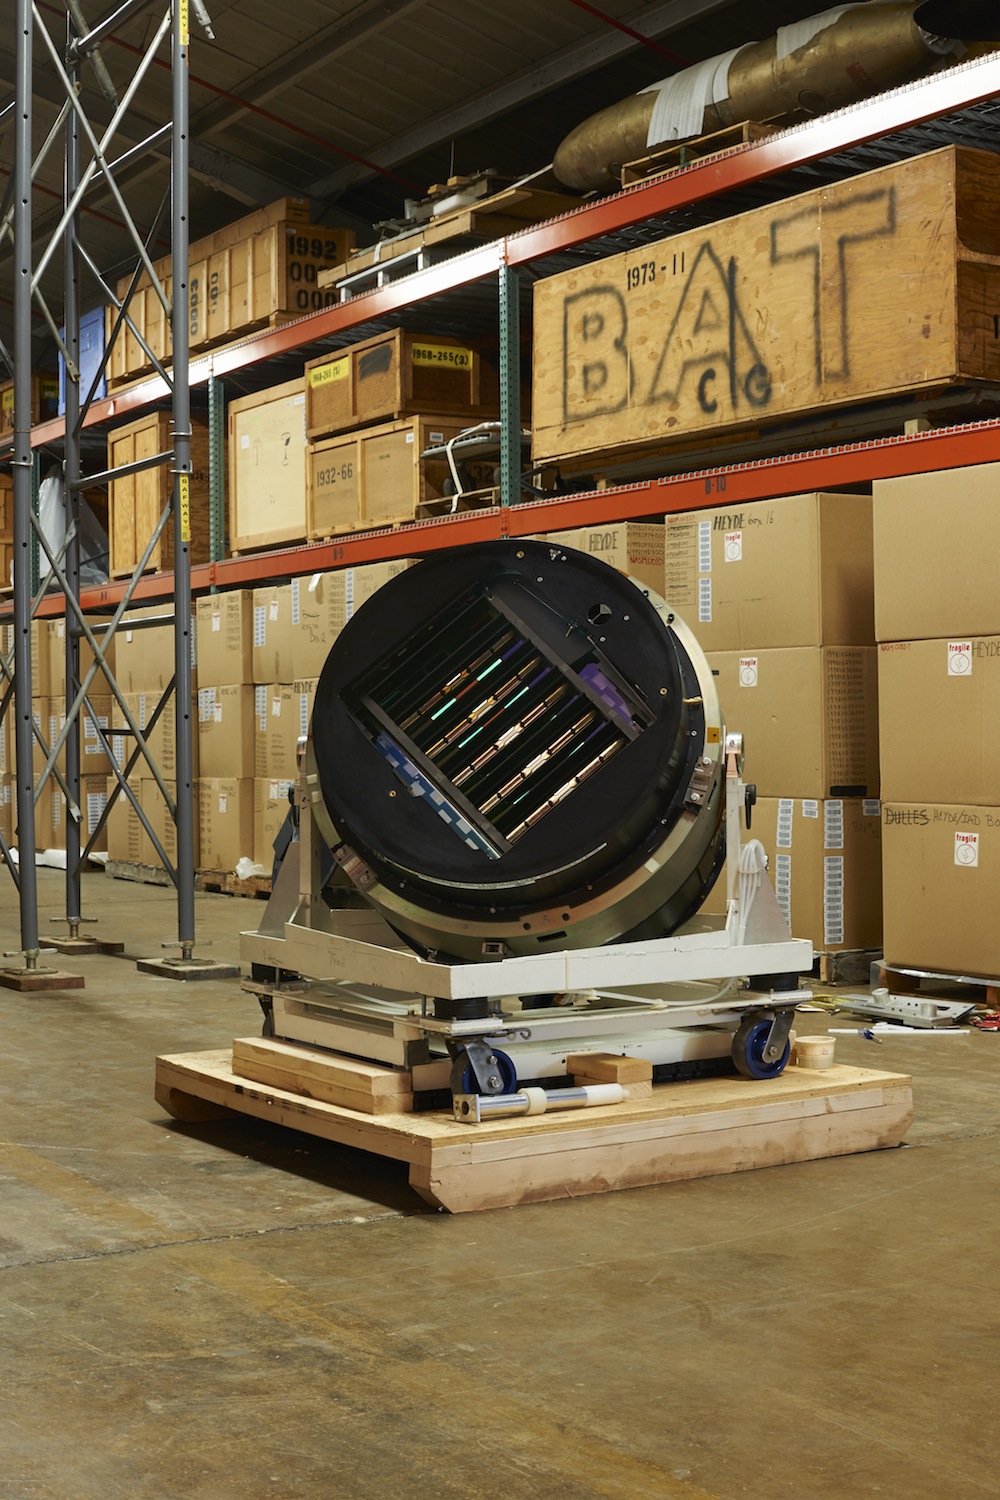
[303, 328, 498, 537]
[106, 197, 355, 386]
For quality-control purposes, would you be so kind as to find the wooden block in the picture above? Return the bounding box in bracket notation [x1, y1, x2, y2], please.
[566, 1052, 653, 1084]
[532, 145, 1000, 466]
[232, 1036, 414, 1115]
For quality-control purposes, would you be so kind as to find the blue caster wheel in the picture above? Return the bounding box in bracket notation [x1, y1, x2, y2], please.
[732, 1016, 791, 1080]
[461, 1047, 517, 1095]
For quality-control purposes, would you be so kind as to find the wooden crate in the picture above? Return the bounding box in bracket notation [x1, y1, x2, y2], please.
[305, 327, 497, 438]
[107, 410, 210, 577]
[108, 207, 355, 384]
[0, 372, 59, 434]
[228, 377, 307, 553]
[532, 145, 1000, 466]
[307, 414, 472, 537]
[155, 1049, 913, 1215]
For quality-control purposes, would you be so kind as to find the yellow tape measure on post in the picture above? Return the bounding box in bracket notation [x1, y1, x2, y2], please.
[178, 472, 191, 544]
[178, 0, 189, 46]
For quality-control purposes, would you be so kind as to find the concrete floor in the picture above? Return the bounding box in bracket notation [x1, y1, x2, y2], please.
[0, 868, 996, 1499]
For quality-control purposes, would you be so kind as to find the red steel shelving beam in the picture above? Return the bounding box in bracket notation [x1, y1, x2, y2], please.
[17, 49, 1000, 450]
[18, 416, 1000, 619]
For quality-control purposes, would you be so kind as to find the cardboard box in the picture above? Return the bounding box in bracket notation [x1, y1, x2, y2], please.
[307, 415, 470, 536]
[46, 618, 117, 694]
[198, 778, 253, 873]
[196, 590, 254, 686]
[553, 522, 665, 597]
[80, 774, 109, 855]
[115, 604, 195, 693]
[290, 560, 413, 678]
[252, 585, 295, 684]
[882, 802, 1000, 976]
[290, 571, 347, 680]
[197, 684, 256, 780]
[874, 463, 1000, 642]
[703, 797, 882, 952]
[228, 378, 308, 551]
[0, 775, 11, 847]
[305, 328, 496, 438]
[80, 695, 115, 776]
[107, 782, 146, 864]
[532, 146, 1000, 465]
[663, 493, 874, 650]
[878, 636, 1000, 805]
[707, 647, 879, 799]
[253, 776, 295, 869]
[253, 683, 312, 778]
[141, 779, 199, 869]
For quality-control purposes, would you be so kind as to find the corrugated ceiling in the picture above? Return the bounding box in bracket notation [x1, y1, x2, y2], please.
[0, 0, 976, 371]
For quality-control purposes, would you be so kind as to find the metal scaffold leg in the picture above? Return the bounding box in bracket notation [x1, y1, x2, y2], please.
[135, 3, 236, 983]
[1, 0, 83, 993]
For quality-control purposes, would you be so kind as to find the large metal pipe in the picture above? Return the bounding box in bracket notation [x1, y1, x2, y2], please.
[553, 2, 971, 192]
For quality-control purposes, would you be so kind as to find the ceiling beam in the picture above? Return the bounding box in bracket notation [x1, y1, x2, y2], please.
[308, 0, 733, 201]
[190, 0, 430, 140]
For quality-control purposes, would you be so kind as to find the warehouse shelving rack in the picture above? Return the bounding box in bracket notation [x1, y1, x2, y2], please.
[5, 39, 1000, 978]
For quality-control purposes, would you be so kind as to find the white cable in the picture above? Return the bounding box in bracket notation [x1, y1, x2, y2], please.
[737, 837, 768, 943]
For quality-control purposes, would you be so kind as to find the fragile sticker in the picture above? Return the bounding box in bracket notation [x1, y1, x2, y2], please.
[268, 599, 279, 622]
[218, 793, 228, 815]
[724, 530, 743, 563]
[739, 656, 758, 688]
[948, 640, 972, 676]
[955, 831, 979, 867]
[211, 609, 221, 632]
[272, 695, 282, 718]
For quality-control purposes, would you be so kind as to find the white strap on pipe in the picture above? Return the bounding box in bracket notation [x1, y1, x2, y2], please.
[775, 5, 864, 61]
[640, 46, 746, 148]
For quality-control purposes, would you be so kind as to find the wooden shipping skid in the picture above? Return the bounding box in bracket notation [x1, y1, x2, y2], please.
[532, 146, 1000, 466]
[155, 1049, 913, 1214]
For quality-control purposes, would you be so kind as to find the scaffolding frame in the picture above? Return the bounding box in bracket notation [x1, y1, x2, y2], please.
[6, 0, 203, 975]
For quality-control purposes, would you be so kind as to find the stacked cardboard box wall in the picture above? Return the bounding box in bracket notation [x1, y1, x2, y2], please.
[875, 465, 1000, 976]
[100, 563, 411, 877]
[542, 502, 883, 958]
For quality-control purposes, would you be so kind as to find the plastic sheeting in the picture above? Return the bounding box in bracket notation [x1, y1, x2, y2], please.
[37, 469, 110, 587]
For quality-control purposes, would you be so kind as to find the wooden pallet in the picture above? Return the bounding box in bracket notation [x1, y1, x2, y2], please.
[196, 870, 272, 900]
[317, 183, 580, 291]
[155, 1048, 913, 1214]
[620, 120, 778, 186]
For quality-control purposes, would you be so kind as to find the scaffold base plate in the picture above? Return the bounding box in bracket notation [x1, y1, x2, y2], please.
[137, 957, 240, 982]
[0, 966, 86, 992]
[48, 937, 126, 956]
